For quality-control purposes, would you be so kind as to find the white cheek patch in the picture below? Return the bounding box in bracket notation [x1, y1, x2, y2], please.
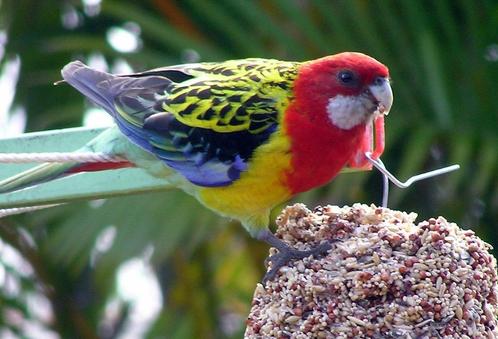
[326, 95, 371, 130]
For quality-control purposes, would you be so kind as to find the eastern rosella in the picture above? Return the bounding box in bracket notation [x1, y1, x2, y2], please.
[0, 53, 393, 281]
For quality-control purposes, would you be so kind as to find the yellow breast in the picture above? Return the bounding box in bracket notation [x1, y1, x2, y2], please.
[197, 130, 292, 224]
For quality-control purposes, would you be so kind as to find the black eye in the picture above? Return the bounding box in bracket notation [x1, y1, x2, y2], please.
[337, 70, 358, 86]
[373, 76, 385, 86]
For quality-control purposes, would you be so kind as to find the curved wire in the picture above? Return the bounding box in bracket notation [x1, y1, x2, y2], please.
[365, 152, 460, 207]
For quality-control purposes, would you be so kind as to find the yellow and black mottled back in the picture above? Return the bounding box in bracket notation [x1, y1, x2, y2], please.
[133, 58, 299, 133]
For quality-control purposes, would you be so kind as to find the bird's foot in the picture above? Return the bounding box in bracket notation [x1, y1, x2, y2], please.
[256, 230, 331, 284]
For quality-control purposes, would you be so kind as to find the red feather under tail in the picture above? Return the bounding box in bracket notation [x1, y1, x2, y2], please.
[66, 161, 135, 173]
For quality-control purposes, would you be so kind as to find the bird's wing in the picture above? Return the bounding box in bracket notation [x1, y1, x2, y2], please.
[67, 59, 299, 187]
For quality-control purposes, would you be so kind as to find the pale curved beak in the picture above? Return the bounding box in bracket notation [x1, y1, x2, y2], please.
[368, 77, 393, 115]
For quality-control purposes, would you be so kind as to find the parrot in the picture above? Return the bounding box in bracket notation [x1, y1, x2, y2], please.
[0, 52, 393, 282]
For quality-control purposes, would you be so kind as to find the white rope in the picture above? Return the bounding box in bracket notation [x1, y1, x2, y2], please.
[0, 151, 126, 218]
[0, 152, 127, 163]
[0, 204, 63, 218]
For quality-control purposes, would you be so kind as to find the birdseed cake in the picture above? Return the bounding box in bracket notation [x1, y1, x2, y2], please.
[245, 203, 498, 338]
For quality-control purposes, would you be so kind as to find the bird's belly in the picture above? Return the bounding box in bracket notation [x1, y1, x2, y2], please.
[198, 135, 292, 220]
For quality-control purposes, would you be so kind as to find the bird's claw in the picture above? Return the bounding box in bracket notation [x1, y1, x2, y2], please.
[262, 241, 332, 284]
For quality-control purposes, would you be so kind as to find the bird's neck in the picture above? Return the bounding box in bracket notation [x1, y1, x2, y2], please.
[283, 102, 365, 195]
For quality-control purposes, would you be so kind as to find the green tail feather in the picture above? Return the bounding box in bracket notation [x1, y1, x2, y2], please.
[0, 127, 136, 195]
[0, 162, 77, 194]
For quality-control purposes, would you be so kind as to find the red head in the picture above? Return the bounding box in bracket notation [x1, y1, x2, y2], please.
[293, 52, 392, 130]
[284, 52, 393, 194]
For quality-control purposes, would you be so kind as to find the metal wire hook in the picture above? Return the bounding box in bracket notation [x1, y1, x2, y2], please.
[364, 152, 460, 207]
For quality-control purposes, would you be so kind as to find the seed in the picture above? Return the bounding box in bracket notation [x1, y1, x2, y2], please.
[348, 316, 367, 327]
[413, 263, 429, 270]
[373, 252, 381, 265]
[468, 243, 479, 252]
[311, 285, 326, 293]
[405, 258, 417, 267]
[432, 232, 444, 242]
[293, 307, 303, 316]
[285, 315, 301, 324]
[436, 276, 443, 289]
[357, 272, 373, 281]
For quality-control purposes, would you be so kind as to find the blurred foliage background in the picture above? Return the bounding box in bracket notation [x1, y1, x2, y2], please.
[0, 0, 497, 338]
